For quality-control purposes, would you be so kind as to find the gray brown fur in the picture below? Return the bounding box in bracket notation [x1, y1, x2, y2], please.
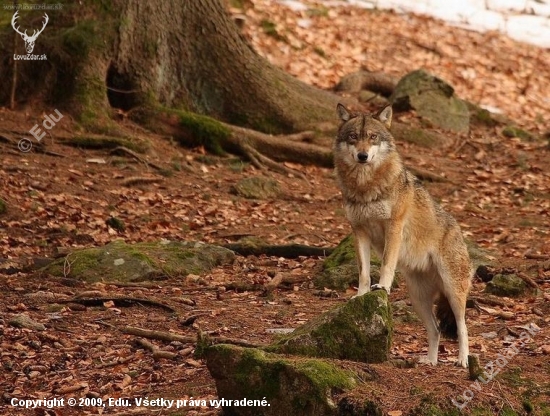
[334, 104, 472, 367]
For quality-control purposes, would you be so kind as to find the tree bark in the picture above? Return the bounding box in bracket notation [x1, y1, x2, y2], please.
[110, 0, 341, 133]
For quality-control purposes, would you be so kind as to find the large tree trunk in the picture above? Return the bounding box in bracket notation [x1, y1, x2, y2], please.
[0, 0, 349, 171]
[1, 0, 340, 134]
[113, 0, 340, 132]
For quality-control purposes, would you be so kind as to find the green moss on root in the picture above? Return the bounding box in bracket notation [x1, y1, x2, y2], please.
[178, 111, 230, 155]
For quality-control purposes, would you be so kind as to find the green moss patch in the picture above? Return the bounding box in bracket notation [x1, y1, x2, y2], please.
[42, 240, 235, 283]
[206, 344, 356, 416]
[485, 274, 530, 297]
[178, 111, 230, 155]
[390, 69, 470, 133]
[502, 126, 536, 142]
[269, 291, 392, 363]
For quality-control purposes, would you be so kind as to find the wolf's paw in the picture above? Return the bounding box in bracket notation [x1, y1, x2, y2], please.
[370, 284, 390, 294]
[455, 358, 468, 368]
[418, 356, 437, 366]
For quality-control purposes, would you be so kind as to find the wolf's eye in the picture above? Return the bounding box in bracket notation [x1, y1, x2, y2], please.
[370, 134, 378, 140]
[348, 133, 358, 141]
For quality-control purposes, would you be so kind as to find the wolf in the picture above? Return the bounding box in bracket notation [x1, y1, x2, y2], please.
[334, 103, 472, 367]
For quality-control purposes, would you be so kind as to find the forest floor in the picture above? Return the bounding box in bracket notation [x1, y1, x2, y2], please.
[0, 1, 549, 415]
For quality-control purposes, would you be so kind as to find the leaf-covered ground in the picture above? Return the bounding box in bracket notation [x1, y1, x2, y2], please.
[0, 1, 549, 415]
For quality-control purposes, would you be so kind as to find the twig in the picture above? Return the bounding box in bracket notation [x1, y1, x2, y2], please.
[516, 272, 539, 289]
[407, 166, 448, 183]
[470, 295, 513, 309]
[111, 146, 163, 171]
[134, 338, 177, 360]
[122, 176, 162, 187]
[56, 297, 176, 313]
[264, 273, 284, 295]
[121, 326, 265, 348]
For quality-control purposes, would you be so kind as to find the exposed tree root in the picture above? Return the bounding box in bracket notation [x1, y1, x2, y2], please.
[151, 111, 334, 177]
[232, 124, 332, 165]
[335, 70, 398, 96]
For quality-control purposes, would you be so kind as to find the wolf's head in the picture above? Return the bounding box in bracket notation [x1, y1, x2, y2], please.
[334, 104, 394, 168]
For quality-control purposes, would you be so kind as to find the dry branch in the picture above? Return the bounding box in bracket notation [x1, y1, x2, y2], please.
[224, 242, 334, 258]
[516, 272, 539, 289]
[135, 338, 177, 360]
[56, 297, 176, 313]
[121, 326, 265, 348]
[111, 146, 163, 171]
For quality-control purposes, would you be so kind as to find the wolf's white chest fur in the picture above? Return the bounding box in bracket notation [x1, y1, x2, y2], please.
[345, 200, 391, 224]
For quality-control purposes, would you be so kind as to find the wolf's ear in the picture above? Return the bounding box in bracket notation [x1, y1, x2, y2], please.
[337, 103, 351, 122]
[377, 106, 392, 129]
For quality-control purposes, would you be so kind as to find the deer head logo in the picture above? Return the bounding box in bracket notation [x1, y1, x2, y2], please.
[11, 11, 49, 54]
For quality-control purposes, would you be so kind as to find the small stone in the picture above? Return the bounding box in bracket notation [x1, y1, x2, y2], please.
[231, 176, 280, 199]
[8, 314, 46, 331]
[485, 274, 528, 297]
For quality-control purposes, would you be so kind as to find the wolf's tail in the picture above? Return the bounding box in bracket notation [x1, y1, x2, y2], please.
[435, 296, 457, 339]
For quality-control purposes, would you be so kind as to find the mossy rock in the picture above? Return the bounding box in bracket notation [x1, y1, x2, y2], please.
[42, 240, 235, 283]
[314, 234, 380, 291]
[485, 274, 529, 297]
[232, 176, 281, 200]
[465, 101, 510, 128]
[0, 198, 6, 215]
[205, 344, 357, 416]
[391, 123, 448, 148]
[502, 125, 536, 142]
[269, 291, 392, 363]
[390, 69, 470, 133]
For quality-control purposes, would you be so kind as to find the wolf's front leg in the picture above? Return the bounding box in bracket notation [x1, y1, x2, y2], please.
[353, 229, 371, 297]
[372, 223, 403, 294]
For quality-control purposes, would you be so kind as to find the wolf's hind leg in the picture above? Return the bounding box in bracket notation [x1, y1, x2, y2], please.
[407, 273, 440, 365]
[441, 277, 469, 367]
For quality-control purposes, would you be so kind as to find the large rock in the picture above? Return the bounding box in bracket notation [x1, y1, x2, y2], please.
[314, 234, 381, 291]
[205, 344, 357, 416]
[390, 69, 470, 133]
[42, 240, 235, 283]
[270, 291, 392, 363]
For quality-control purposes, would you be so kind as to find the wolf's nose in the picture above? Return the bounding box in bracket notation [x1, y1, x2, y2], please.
[357, 152, 368, 162]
